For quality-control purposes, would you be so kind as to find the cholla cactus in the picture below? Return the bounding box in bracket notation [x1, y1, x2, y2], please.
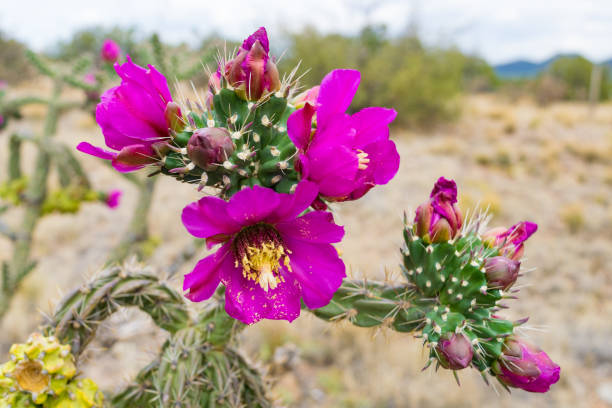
[0, 334, 103, 407]
[70, 25, 561, 399]
[314, 177, 560, 392]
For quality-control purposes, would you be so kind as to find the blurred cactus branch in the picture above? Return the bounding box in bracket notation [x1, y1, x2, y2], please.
[13, 132, 91, 188]
[40, 260, 270, 407]
[106, 177, 157, 264]
[43, 262, 190, 357]
[0, 79, 63, 319]
[8, 133, 22, 180]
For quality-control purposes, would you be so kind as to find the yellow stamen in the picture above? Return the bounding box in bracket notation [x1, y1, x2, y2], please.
[357, 150, 370, 170]
[238, 242, 291, 292]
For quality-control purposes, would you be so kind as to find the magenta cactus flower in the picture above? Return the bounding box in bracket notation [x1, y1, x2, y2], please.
[224, 27, 281, 101]
[484, 221, 538, 260]
[287, 69, 399, 201]
[104, 189, 122, 209]
[77, 56, 179, 172]
[436, 333, 474, 370]
[497, 337, 560, 392]
[484, 256, 520, 290]
[100, 39, 121, 63]
[181, 181, 346, 324]
[414, 177, 463, 243]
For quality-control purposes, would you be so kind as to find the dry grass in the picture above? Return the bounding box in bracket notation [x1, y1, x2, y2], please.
[1, 90, 612, 407]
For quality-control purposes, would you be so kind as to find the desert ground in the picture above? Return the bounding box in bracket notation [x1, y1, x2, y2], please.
[1, 86, 612, 407]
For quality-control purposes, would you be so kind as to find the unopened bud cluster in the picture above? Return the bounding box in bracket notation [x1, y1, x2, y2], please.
[406, 177, 558, 392]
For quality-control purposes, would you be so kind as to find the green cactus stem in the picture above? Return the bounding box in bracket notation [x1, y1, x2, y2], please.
[43, 263, 190, 357]
[310, 213, 523, 385]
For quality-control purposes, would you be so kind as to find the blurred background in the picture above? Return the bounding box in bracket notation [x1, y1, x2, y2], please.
[1, 1, 612, 407]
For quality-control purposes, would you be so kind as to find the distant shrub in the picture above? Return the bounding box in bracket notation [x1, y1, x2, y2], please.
[531, 56, 610, 104]
[280, 25, 497, 128]
[560, 203, 586, 234]
[0, 32, 34, 84]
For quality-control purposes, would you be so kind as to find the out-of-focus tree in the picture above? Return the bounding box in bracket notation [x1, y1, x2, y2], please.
[0, 32, 34, 84]
[280, 25, 498, 127]
[536, 56, 609, 103]
[51, 26, 146, 62]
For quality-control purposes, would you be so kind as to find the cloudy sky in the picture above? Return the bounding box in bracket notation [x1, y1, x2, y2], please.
[2, 0, 611, 64]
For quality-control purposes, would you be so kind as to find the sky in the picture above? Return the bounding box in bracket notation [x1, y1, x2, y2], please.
[1, 0, 612, 64]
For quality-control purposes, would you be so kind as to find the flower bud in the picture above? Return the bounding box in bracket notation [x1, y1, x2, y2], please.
[224, 27, 280, 100]
[187, 128, 234, 170]
[497, 337, 560, 393]
[100, 39, 121, 63]
[104, 189, 122, 209]
[414, 177, 462, 243]
[484, 256, 520, 290]
[205, 68, 222, 110]
[291, 86, 320, 109]
[436, 333, 473, 370]
[164, 101, 184, 132]
[483, 221, 537, 261]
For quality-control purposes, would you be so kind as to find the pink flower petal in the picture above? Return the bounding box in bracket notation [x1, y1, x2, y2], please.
[226, 185, 281, 225]
[182, 196, 242, 239]
[317, 69, 360, 126]
[284, 238, 345, 309]
[287, 103, 316, 150]
[76, 142, 117, 161]
[222, 264, 302, 324]
[276, 211, 344, 244]
[183, 244, 230, 302]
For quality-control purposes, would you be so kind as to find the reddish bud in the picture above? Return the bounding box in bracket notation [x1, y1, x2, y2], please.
[436, 333, 473, 370]
[100, 39, 121, 63]
[414, 177, 462, 243]
[187, 128, 234, 170]
[484, 256, 520, 290]
[224, 27, 280, 100]
[497, 337, 560, 393]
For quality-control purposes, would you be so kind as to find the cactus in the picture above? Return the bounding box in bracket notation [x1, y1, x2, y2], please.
[29, 261, 273, 407]
[312, 209, 530, 387]
[43, 263, 190, 357]
[161, 87, 299, 197]
[0, 334, 103, 407]
[112, 288, 272, 407]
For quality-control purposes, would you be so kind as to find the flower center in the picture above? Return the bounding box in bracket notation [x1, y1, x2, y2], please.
[14, 360, 49, 394]
[233, 224, 291, 292]
[357, 150, 370, 170]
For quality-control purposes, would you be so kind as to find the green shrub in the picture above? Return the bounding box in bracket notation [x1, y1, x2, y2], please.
[279, 25, 496, 128]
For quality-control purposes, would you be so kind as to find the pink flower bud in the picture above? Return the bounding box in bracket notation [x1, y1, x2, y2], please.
[484, 256, 520, 290]
[291, 86, 320, 108]
[164, 101, 184, 132]
[498, 337, 560, 393]
[187, 128, 234, 170]
[224, 27, 280, 100]
[100, 39, 121, 63]
[205, 68, 222, 110]
[414, 177, 462, 243]
[105, 189, 122, 209]
[483, 221, 537, 260]
[436, 333, 473, 370]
